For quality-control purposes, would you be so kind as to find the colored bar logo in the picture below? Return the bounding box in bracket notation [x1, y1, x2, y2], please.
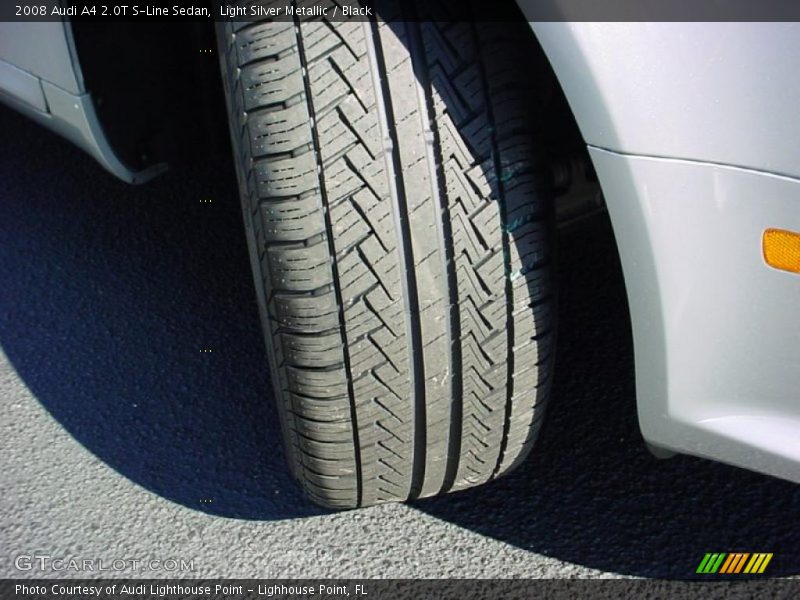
[696, 553, 773, 574]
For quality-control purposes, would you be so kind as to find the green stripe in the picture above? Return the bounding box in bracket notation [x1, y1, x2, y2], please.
[696, 554, 714, 573]
[697, 553, 727, 573]
[710, 553, 727, 573]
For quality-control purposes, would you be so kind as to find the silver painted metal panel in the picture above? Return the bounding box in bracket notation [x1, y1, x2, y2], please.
[0, 22, 164, 183]
[0, 22, 83, 94]
[0, 59, 47, 112]
[530, 22, 800, 179]
[529, 20, 800, 480]
[590, 148, 800, 483]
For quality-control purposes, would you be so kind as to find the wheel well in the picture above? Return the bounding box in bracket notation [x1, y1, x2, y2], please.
[70, 22, 227, 171]
[70, 16, 588, 191]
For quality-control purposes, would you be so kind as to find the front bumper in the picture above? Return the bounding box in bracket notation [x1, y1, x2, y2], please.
[591, 147, 800, 483]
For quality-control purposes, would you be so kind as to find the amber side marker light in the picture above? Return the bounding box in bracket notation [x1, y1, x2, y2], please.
[763, 228, 800, 274]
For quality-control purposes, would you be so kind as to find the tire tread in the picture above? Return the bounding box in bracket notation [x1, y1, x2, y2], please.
[217, 1, 554, 508]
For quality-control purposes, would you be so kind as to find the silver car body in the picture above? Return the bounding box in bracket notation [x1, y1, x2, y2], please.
[0, 22, 163, 183]
[530, 21, 800, 483]
[1, 18, 798, 483]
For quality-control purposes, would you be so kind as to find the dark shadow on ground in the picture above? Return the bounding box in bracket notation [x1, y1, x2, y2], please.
[0, 106, 325, 520]
[416, 214, 800, 578]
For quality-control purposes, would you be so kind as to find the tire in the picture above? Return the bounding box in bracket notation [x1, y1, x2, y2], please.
[216, 2, 555, 509]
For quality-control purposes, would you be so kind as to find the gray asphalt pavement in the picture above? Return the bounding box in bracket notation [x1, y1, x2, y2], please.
[0, 104, 798, 579]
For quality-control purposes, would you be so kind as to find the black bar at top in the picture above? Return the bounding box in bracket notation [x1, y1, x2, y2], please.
[4, 0, 800, 22]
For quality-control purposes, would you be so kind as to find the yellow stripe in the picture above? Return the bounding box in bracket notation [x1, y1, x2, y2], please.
[719, 554, 736, 574]
[743, 554, 758, 573]
[749, 554, 767, 574]
[758, 553, 773, 574]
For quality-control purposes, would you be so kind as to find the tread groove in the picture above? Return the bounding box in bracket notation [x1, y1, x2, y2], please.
[364, 17, 427, 500]
[293, 7, 364, 506]
[406, 15, 463, 496]
[470, 19, 516, 479]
